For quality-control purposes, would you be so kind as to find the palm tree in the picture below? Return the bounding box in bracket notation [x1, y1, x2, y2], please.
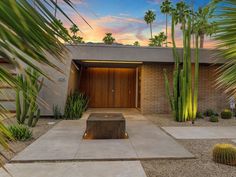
[194, 6, 216, 48]
[144, 10, 156, 38]
[133, 41, 140, 46]
[54, 0, 58, 17]
[0, 0, 82, 168]
[103, 33, 115, 45]
[160, 0, 172, 47]
[214, 0, 236, 96]
[149, 32, 167, 47]
[70, 24, 79, 37]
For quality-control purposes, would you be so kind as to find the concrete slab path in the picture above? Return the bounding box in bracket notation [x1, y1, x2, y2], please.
[163, 126, 236, 139]
[0, 161, 147, 177]
[12, 109, 193, 162]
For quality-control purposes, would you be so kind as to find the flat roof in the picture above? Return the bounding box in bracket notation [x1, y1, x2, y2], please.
[66, 44, 222, 64]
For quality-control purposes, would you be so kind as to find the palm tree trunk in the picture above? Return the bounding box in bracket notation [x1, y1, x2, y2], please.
[200, 34, 204, 48]
[166, 14, 168, 47]
[150, 23, 153, 38]
[54, 0, 58, 17]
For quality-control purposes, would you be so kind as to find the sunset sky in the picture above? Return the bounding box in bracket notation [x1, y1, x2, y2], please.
[57, 0, 215, 48]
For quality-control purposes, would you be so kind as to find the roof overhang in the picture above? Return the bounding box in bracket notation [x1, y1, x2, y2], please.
[66, 44, 223, 64]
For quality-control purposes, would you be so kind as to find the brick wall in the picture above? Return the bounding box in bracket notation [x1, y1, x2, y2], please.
[140, 63, 228, 114]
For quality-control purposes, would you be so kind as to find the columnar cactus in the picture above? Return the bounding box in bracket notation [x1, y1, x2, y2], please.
[164, 3, 199, 122]
[213, 144, 236, 166]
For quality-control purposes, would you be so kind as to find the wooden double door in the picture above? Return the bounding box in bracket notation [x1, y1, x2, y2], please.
[80, 67, 136, 108]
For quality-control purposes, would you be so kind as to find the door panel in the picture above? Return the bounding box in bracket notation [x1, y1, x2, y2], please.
[80, 67, 136, 108]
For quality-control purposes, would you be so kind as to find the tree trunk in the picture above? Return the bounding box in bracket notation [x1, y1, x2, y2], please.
[54, 0, 58, 17]
[200, 34, 204, 48]
[150, 23, 153, 39]
[166, 14, 168, 47]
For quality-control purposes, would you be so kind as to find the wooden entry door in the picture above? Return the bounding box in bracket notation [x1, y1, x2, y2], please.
[80, 67, 136, 108]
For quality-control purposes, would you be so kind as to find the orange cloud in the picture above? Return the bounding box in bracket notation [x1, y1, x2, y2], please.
[60, 13, 215, 48]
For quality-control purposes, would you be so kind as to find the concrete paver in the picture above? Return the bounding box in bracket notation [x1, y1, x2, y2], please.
[163, 126, 236, 139]
[0, 161, 147, 177]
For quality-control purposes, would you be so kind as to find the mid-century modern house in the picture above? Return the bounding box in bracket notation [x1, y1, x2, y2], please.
[0, 44, 228, 115]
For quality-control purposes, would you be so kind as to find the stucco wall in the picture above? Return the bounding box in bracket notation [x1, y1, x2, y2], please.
[140, 63, 228, 114]
[67, 61, 80, 94]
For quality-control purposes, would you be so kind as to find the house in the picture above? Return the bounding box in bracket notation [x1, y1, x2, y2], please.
[0, 44, 228, 115]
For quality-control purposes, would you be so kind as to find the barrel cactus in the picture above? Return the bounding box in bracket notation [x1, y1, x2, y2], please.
[213, 144, 236, 166]
[221, 109, 232, 119]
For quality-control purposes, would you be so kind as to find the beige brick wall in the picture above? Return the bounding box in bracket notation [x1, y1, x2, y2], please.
[140, 63, 228, 114]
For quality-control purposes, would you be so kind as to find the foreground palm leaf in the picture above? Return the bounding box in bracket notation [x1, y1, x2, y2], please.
[0, 0, 83, 169]
[215, 0, 236, 96]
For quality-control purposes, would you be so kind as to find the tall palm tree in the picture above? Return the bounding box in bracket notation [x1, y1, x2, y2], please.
[54, 0, 58, 17]
[160, 0, 172, 47]
[103, 33, 115, 45]
[144, 10, 156, 39]
[215, 0, 236, 96]
[0, 0, 85, 168]
[195, 6, 216, 48]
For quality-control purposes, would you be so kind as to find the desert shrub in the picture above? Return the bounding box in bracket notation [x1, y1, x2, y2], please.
[221, 109, 232, 119]
[196, 112, 204, 119]
[203, 109, 216, 117]
[213, 144, 236, 166]
[8, 124, 32, 141]
[53, 104, 62, 119]
[209, 115, 219, 122]
[64, 92, 89, 119]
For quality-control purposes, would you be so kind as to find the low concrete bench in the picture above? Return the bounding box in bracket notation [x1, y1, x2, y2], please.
[83, 113, 127, 139]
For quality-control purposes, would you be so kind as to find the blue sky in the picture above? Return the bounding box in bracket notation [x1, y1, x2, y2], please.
[58, 0, 214, 47]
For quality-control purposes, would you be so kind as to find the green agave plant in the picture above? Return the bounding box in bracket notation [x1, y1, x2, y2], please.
[64, 92, 89, 119]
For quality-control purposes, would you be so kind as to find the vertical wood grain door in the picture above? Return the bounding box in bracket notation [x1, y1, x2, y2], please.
[80, 67, 136, 108]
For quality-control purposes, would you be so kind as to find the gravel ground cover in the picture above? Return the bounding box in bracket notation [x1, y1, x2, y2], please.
[142, 114, 236, 177]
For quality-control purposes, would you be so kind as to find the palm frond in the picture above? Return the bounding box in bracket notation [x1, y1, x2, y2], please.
[214, 0, 236, 96]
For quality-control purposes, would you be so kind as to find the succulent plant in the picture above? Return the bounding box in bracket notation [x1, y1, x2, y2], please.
[213, 144, 236, 166]
[221, 109, 232, 119]
[209, 115, 219, 122]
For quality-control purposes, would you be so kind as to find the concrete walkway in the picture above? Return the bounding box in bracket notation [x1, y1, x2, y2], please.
[0, 161, 147, 177]
[12, 109, 193, 162]
[163, 126, 236, 139]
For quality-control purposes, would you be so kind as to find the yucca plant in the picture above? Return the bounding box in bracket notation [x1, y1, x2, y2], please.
[64, 92, 89, 119]
[213, 144, 236, 166]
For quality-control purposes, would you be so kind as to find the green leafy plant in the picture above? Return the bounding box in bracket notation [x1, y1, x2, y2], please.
[196, 112, 204, 119]
[203, 109, 215, 117]
[16, 67, 43, 127]
[8, 124, 32, 141]
[64, 92, 89, 119]
[53, 104, 62, 119]
[213, 144, 236, 166]
[209, 115, 219, 122]
[221, 109, 232, 119]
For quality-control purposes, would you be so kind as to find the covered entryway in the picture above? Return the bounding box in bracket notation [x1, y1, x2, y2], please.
[79, 67, 136, 108]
